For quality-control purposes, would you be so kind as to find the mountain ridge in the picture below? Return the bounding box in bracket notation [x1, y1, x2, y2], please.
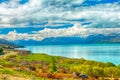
[12, 34, 120, 46]
[0, 38, 21, 48]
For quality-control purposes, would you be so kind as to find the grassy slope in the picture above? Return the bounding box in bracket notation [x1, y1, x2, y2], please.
[0, 53, 120, 80]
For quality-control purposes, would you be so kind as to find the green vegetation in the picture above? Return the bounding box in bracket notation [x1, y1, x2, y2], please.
[0, 53, 120, 80]
[49, 58, 57, 73]
[0, 48, 3, 55]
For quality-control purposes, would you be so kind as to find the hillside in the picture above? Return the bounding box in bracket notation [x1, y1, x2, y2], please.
[0, 38, 21, 48]
[0, 53, 120, 80]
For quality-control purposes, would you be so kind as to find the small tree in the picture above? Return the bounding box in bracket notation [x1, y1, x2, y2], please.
[0, 48, 3, 55]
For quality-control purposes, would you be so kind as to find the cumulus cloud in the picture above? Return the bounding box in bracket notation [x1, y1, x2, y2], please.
[0, 0, 120, 28]
[0, 23, 120, 41]
[0, 30, 44, 41]
[0, 0, 120, 41]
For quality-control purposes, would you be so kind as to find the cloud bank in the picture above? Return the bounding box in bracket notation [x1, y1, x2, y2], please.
[0, 23, 120, 41]
[0, 0, 120, 28]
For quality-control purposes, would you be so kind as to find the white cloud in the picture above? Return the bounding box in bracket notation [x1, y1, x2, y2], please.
[0, 23, 120, 41]
[0, 30, 44, 41]
[0, 0, 120, 28]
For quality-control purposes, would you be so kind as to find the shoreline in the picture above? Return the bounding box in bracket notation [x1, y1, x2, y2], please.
[14, 44, 120, 66]
[5, 47, 120, 65]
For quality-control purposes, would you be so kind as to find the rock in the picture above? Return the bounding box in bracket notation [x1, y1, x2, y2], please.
[7, 58, 16, 62]
[29, 66, 36, 71]
[79, 74, 88, 78]
[72, 72, 79, 77]
[20, 60, 28, 65]
[13, 67, 22, 71]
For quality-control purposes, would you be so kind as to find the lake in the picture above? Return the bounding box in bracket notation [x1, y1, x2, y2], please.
[17, 44, 120, 65]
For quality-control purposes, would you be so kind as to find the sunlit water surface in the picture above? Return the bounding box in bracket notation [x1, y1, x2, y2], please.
[17, 44, 120, 65]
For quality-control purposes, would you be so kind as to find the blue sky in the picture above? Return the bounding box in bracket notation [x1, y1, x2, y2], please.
[0, 0, 29, 4]
[0, 0, 120, 41]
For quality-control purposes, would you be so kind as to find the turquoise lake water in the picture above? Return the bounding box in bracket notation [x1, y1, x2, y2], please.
[17, 44, 120, 65]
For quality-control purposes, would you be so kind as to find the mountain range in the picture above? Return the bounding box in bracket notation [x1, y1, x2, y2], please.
[11, 33, 120, 46]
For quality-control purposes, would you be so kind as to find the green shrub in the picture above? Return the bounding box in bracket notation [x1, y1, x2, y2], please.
[49, 63, 57, 73]
[0, 48, 3, 55]
[105, 62, 116, 67]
